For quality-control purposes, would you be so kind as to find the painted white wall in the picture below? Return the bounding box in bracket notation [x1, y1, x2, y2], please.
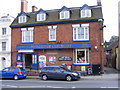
[0, 15, 14, 70]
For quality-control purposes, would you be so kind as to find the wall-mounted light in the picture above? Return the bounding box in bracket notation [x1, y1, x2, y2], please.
[101, 43, 104, 46]
[95, 46, 98, 52]
[98, 19, 106, 30]
[100, 25, 106, 30]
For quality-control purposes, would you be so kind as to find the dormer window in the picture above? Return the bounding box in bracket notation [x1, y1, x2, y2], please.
[36, 9, 46, 22]
[37, 13, 46, 21]
[18, 12, 27, 23]
[59, 6, 70, 20]
[18, 15, 27, 23]
[80, 4, 91, 18]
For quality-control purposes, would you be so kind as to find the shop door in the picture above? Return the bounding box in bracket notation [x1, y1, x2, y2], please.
[31, 53, 38, 70]
[25, 54, 32, 69]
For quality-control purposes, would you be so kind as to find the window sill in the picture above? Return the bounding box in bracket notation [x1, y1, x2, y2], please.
[81, 16, 91, 18]
[72, 63, 90, 66]
[18, 22, 26, 24]
[60, 18, 70, 20]
[48, 41, 56, 42]
[73, 40, 90, 42]
[37, 20, 46, 22]
[21, 42, 33, 44]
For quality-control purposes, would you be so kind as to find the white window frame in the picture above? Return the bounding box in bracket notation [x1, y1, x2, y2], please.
[60, 11, 70, 19]
[74, 49, 89, 64]
[2, 42, 6, 51]
[81, 9, 91, 18]
[21, 27, 34, 43]
[18, 15, 27, 23]
[2, 27, 7, 36]
[48, 26, 57, 41]
[72, 24, 89, 41]
[37, 13, 46, 21]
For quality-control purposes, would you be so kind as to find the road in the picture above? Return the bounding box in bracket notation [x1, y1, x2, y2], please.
[1, 73, 119, 88]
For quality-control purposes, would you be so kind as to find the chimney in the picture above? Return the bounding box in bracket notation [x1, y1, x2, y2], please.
[97, 0, 102, 6]
[32, 6, 38, 12]
[21, 0, 28, 12]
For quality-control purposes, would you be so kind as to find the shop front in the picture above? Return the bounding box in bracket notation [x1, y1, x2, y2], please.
[16, 43, 91, 75]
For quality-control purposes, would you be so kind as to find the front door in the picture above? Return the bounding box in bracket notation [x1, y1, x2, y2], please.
[25, 54, 32, 69]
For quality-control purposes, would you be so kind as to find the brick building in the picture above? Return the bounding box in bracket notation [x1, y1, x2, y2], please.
[10, 0, 104, 75]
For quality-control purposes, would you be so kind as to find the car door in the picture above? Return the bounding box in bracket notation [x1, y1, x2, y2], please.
[8, 67, 16, 78]
[46, 67, 56, 79]
[54, 67, 66, 79]
[2, 68, 9, 78]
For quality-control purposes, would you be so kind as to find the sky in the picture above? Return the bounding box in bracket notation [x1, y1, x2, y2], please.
[0, 0, 119, 41]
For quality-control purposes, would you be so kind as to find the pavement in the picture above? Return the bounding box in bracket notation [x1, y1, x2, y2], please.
[26, 66, 120, 79]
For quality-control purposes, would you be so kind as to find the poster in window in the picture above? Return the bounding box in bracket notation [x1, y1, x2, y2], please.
[49, 56, 56, 64]
[39, 55, 46, 68]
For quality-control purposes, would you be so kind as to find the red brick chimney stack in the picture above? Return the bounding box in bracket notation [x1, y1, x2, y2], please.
[32, 6, 38, 12]
[21, 0, 28, 12]
[97, 0, 102, 6]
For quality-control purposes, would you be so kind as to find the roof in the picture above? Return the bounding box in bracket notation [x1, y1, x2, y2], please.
[10, 5, 103, 28]
[106, 40, 119, 51]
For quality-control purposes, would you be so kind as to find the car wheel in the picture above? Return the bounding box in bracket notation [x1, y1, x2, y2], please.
[13, 75, 19, 80]
[42, 75, 48, 80]
[66, 75, 72, 81]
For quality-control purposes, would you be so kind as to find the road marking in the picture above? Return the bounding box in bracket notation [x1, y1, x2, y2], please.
[21, 85, 63, 88]
[2, 84, 18, 88]
[101, 87, 118, 88]
[72, 87, 76, 88]
[47, 86, 63, 88]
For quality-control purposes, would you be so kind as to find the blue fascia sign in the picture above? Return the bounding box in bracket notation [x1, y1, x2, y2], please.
[16, 43, 91, 50]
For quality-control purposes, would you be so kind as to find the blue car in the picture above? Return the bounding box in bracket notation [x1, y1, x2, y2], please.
[39, 66, 80, 81]
[0, 67, 27, 80]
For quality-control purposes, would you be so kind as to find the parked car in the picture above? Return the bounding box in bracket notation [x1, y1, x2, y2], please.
[39, 66, 80, 81]
[0, 67, 27, 80]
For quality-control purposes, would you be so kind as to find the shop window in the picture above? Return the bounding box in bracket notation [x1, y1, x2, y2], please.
[75, 49, 89, 64]
[21, 27, 34, 43]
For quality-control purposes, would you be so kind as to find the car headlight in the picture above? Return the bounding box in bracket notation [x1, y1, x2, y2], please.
[72, 73, 78, 76]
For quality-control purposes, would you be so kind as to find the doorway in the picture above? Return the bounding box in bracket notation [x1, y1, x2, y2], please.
[24, 54, 32, 69]
[2, 57, 6, 69]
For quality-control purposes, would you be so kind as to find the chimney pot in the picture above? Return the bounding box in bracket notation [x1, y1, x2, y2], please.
[32, 6, 38, 12]
[97, 0, 102, 6]
[21, 0, 28, 13]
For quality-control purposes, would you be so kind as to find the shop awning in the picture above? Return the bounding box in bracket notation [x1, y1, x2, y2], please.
[16, 43, 91, 50]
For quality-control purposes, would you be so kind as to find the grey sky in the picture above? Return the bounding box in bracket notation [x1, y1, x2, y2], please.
[0, 0, 119, 41]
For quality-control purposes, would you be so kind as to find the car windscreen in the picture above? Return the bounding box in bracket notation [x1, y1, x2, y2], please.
[19, 67, 25, 71]
[60, 67, 71, 72]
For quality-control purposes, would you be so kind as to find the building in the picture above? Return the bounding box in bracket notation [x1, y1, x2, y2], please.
[105, 40, 119, 69]
[0, 14, 14, 70]
[118, 2, 120, 71]
[10, 0, 105, 75]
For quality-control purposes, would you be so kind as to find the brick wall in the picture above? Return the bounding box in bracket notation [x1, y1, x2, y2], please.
[11, 21, 104, 71]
